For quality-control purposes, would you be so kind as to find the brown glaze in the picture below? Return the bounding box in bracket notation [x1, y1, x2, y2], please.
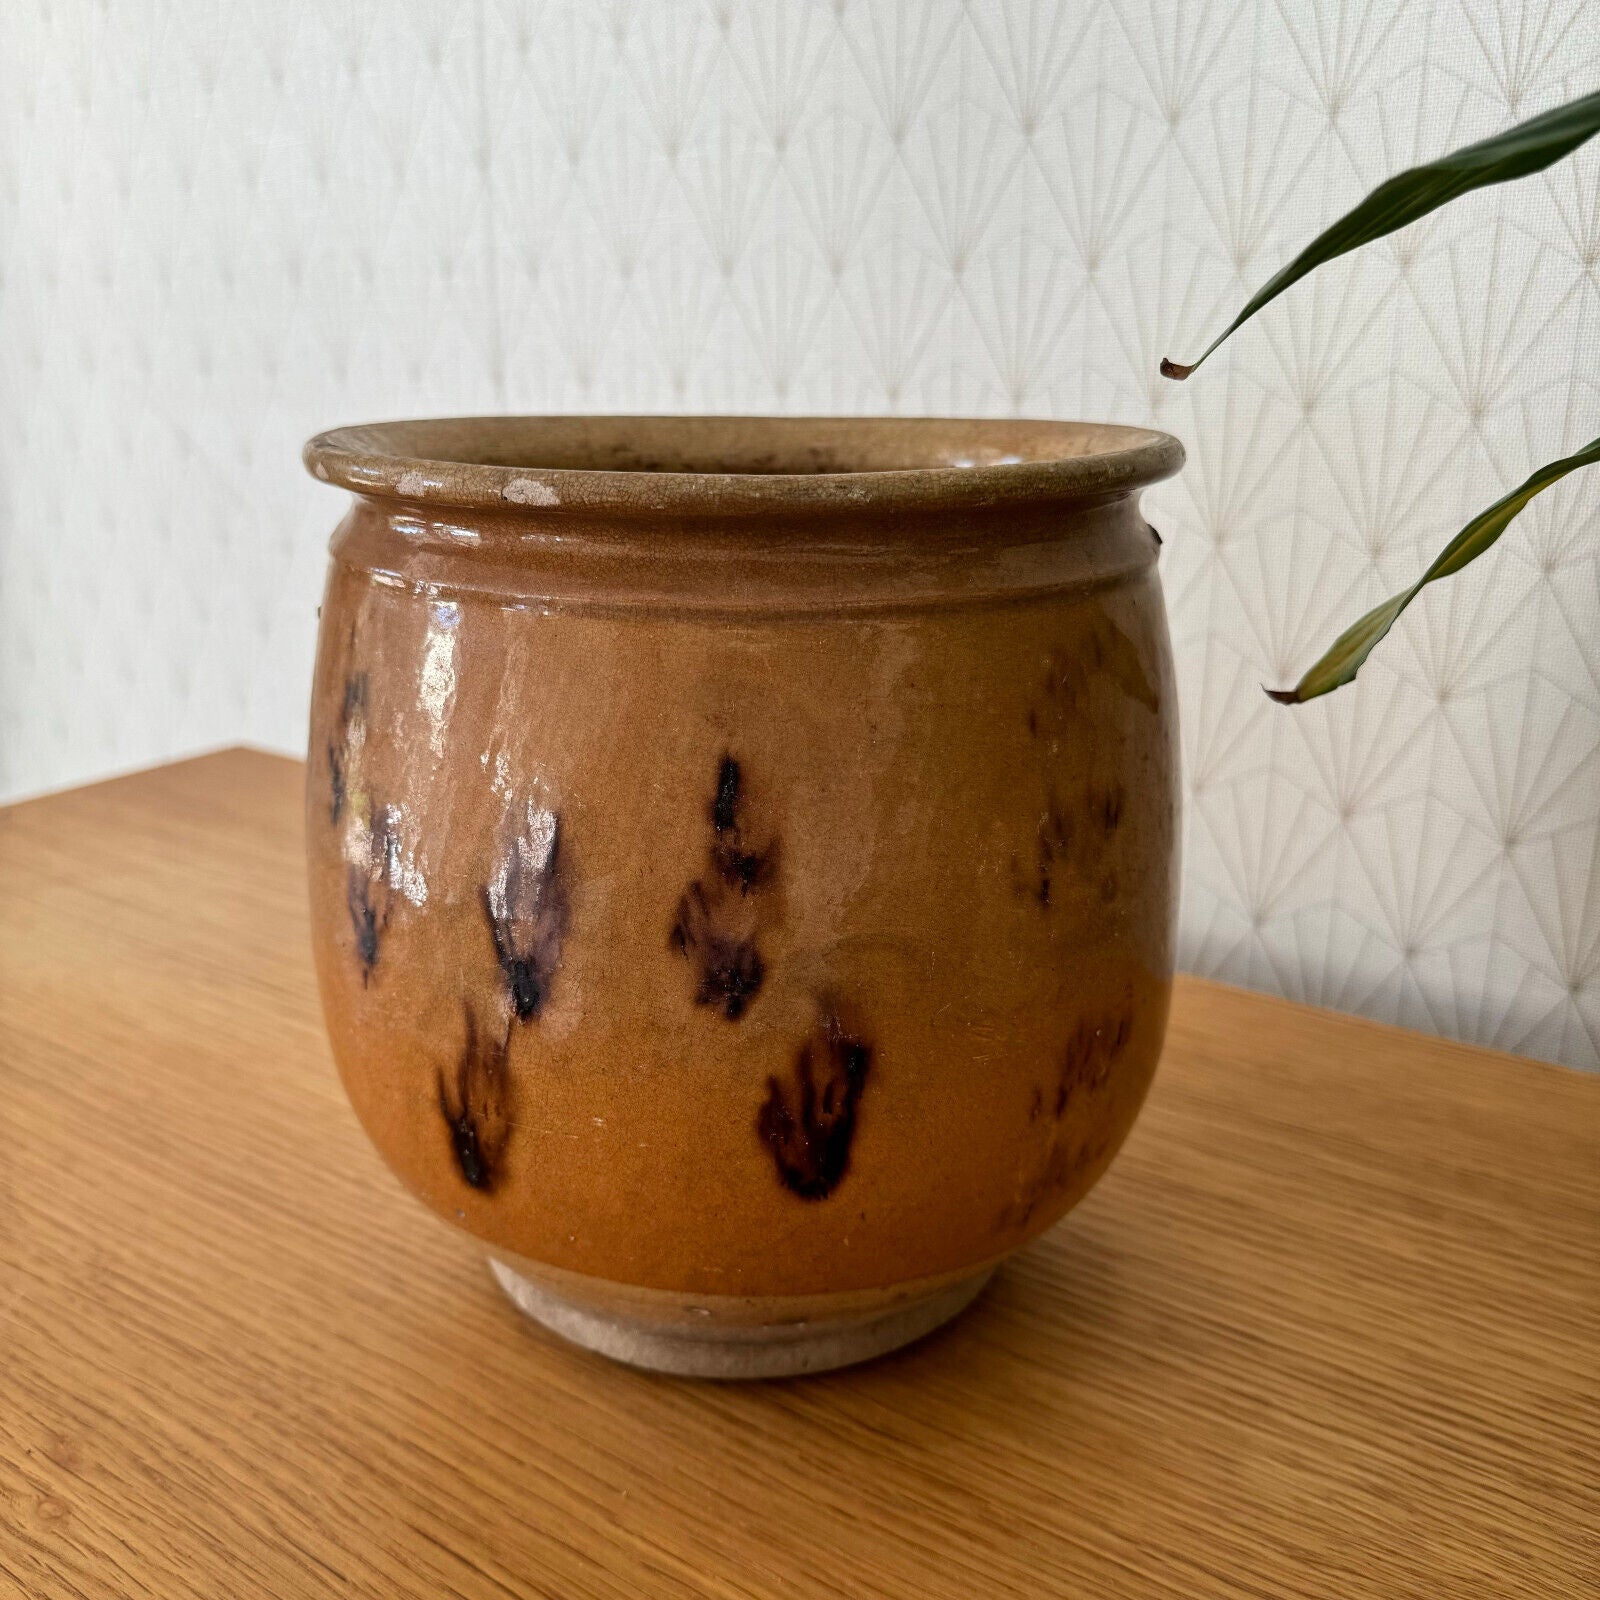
[303, 415, 1182, 1302]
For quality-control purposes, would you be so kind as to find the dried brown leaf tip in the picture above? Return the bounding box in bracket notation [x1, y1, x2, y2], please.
[758, 1004, 873, 1200]
[439, 1005, 514, 1192]
[1161, 92, 1600, 383]
[670, 754, 776, 1021]
[483, 802, 569, 1021]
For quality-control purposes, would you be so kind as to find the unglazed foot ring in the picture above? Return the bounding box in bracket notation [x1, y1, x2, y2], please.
[488, 1258, 995, 1379]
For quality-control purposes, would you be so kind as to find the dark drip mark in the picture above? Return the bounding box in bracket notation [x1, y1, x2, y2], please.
[671, 883, 765, 1020]
[346, 870, 382, 977]
[482, 807, 569, 1021]
[758, 1007, 872, 1200]
[1027, 783, 1126, 909]
[1088, 781, 1125, 834]
[1040, 616, 1159, 724]
[328, 743, 346, 825]
[438, 1005, 513, 1191]
[484, 887, 543, 1020]
[1036, 801, 1069, 908]
[708, 755, 775, 892]
[328, 672, 368, 824]
[711, 755, 741, 833]
[1008, 1004, 1133, 1231]
[671, 753, 776, 1020]
[1021, 615, 1152, 914]
[1053, 1008, 1133, 1118]
[342, 672, 368, 724]
[346, 802, 398, 983]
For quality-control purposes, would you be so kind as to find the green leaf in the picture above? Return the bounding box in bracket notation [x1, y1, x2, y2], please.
[1162, 89, 1600, 380]
[1267, 436, 1600, 704]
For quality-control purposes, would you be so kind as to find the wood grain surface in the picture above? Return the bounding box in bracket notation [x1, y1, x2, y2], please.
[1, 749, 1595, 1598]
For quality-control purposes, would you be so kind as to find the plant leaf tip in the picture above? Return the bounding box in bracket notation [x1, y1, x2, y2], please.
[1159, 356, 1194, 380]
[1263, 685, 1304, 705]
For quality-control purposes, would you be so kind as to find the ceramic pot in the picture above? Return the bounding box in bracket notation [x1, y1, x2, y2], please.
[303, 416, 1183, 1378]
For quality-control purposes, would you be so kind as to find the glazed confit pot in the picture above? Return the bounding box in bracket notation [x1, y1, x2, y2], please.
[303, 415, 1184, 1378]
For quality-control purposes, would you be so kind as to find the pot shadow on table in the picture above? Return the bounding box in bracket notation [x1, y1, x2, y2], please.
[369, 1213, 1199, 1596]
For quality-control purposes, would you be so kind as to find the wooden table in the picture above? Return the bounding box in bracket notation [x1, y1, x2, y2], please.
[2, 750, 1595, 1598]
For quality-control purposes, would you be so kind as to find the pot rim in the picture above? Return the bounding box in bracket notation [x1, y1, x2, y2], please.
[303, 414, 1184, 518]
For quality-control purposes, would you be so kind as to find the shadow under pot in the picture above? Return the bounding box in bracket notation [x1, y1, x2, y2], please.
[303, 413, 1183, 1379]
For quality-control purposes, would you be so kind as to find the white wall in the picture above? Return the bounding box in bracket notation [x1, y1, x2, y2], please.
[4, 1, 1598, 1066]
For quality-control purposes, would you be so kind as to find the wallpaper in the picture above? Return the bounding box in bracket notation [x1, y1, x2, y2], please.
[4, 1, 1599, 1066]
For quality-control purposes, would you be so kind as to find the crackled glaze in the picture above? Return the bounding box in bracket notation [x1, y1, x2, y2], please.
[304, 415, 1183, 1373]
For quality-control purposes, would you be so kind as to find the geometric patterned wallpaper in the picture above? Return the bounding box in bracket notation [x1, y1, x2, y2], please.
[3, 1, 1598, 1066]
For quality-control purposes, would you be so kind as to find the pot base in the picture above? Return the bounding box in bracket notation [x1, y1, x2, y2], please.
[488, 1257, 995, 1379]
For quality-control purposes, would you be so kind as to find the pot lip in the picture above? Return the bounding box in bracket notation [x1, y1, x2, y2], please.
[303, 414, 1184, 518]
